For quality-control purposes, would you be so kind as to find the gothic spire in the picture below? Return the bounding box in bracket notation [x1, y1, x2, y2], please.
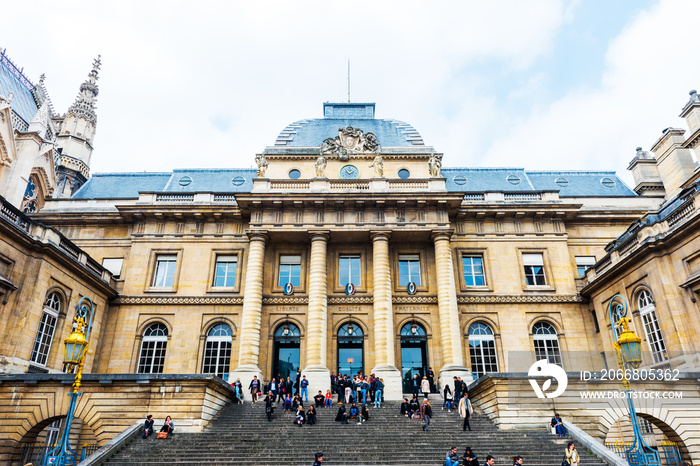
[66, 55, 101, 124]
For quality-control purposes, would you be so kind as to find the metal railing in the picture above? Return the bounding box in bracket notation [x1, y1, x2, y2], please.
[17, 442, 99, 465]
[605, 440, 683, 466]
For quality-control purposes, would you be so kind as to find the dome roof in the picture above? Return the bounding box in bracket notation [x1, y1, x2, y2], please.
[274, 102, 425, 148]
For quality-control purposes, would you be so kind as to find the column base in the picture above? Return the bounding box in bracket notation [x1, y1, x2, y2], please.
[371, 364, 403, 401]
[229, 364, 263, 401]
[302, 365, 331, 401]
[438, 364, 472, 393]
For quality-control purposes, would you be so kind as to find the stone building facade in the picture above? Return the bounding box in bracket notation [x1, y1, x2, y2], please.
[2, 50, 700, 460]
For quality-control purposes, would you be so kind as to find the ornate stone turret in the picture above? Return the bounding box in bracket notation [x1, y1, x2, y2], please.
[627, 147, 665, 197]
[54, 56, 101, 197]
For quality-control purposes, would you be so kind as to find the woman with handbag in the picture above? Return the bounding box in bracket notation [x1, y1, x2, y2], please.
[158, 416, 174, 439]
[443, 384, 453, 411]
[564, 441, 579, 466]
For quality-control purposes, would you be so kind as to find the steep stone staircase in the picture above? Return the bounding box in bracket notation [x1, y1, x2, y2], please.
[105, 397, 608, 465]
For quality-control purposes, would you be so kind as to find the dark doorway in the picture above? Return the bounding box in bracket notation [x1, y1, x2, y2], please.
[337, 322, 364, 376]
[400, 322, 428, 393]
[272, 323, 300, 381]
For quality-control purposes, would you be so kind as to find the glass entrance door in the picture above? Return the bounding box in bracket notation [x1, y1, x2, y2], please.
[400, 322, 428, 394]
[272, 323, 300, 381]
[337, 322, 364, 376]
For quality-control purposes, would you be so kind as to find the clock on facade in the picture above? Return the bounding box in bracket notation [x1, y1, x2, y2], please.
[339, 165, 360, 179]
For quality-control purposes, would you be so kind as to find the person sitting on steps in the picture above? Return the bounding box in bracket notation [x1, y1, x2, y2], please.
[307, 405, 317, 425]
[143, 414, 154, 439]
[324, 389, 333, 408]
[400, 398, 410, 417]
[314, 390, 325, 407]
[159, 415, 174, 438]
[294, 405, 306, 426]
[335, 403, 348, 424]
[446, 446, 460, 466]
[463, 446, 479, 466]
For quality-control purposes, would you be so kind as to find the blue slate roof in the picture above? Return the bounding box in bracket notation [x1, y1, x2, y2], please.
[443, 168, 636, 196]
[0, 53, 39, 126]
[274, 103, 425, 147]
[72, 173, 173, 199]
[72, 169, 256, 199]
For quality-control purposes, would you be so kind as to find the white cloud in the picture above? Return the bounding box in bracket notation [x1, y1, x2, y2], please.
[2, 0, 578, 173]
[478, 0, 700, 185]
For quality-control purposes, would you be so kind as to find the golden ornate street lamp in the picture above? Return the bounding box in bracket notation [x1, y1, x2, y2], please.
[46, 296, 95, 466]
[608, 294, 660, 466]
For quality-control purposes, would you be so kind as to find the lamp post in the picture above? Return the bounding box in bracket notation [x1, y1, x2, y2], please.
[45, 296, 95, 466]
[608, 294, 660, 466]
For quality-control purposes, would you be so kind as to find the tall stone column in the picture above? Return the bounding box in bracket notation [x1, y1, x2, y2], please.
[432, 230, 470, 389]
[230, 230, 268, 393]
[302, 231, 331, 397]
[370, 231, 402, 400]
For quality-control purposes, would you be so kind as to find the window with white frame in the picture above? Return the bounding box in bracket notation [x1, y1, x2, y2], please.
[202, 323, 232, 381]
[45, 419, 63, 446]
[468, 323, 498, 380]
[575, 256, 596, 278]
[213, 255, 238, 288]
[532, 321, 562, 366]
[30, 292, 62, 367]
[523, 253, 547, 286]
[339, 255, 361, 287]
[138, 323, 168, 373]
[398, 254, 421, 287]
[152, 255, 177, 288]
[638, 290, 668, 364]
[462, 255, 485, 286]
[278, 255, 301, 287]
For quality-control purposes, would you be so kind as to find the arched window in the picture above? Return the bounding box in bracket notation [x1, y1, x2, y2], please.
[638, 290, 668, 363]
[272, 322, 300, 381]
[468, 323, 498, 380]
[338, 322, 363, 376]
[532, 321, 562, 366]
[30, 292, 62, 367]
[202, 323, 233, 381]
[400, 322, 429, 392]
[138, 323, 168, 374]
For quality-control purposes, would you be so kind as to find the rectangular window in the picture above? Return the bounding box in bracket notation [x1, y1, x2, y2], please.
[523, 253, 547, 286]
[152, 255, 177, 288]
[462, 255, 485, 286]
[102, 258, 124, 278]
[30, 311, 58, 366]
[278, 255, 302, 287]
[138, 340, 167, 374]
[575, 256, 596, 278]
[213, 255, 238, 288]
[338, 255, 361, 287]
[398, 254, 421, 287]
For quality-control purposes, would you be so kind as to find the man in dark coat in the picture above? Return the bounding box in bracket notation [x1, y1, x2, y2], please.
[399, 398, 410, 417]
[264, 391, 275, 422]
[454, 376, 462, 401]
[313, 452, 323, 466]
[335, 403, 348, 424]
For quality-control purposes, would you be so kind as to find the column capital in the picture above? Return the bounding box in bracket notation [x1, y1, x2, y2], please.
[308, 230, 330, 242]
[246, 230, 269, 242]
[430, 229, 454, 242]
[370, 230, 392, 242]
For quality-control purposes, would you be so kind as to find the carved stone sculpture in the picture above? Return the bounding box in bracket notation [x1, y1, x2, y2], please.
[369, 155, 384, 178]
[315, 156, 327, 178]
[320, 126, 380, 160]
[255, 154, 269, 178]
[428, 153, 442, 178]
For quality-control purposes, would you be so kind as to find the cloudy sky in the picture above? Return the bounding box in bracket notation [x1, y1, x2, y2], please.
[3, 0, 699, 185]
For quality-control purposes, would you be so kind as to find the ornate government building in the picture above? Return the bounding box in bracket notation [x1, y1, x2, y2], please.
[1, 49, 700, 461]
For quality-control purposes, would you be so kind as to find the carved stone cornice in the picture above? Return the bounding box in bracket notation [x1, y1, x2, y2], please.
[457, 294, 585, 304]
[262, 296, 309, 304]
[112, 296, 244, 305]
[392, 296, 438, 304]
[328, 296, 373, 304]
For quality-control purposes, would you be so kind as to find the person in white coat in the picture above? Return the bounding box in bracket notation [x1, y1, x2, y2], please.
[458, 392, 473, 431]
[420, 376, 431, 399]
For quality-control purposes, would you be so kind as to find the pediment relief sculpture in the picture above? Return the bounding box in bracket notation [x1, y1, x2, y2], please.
[320, 126, 379, 160]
